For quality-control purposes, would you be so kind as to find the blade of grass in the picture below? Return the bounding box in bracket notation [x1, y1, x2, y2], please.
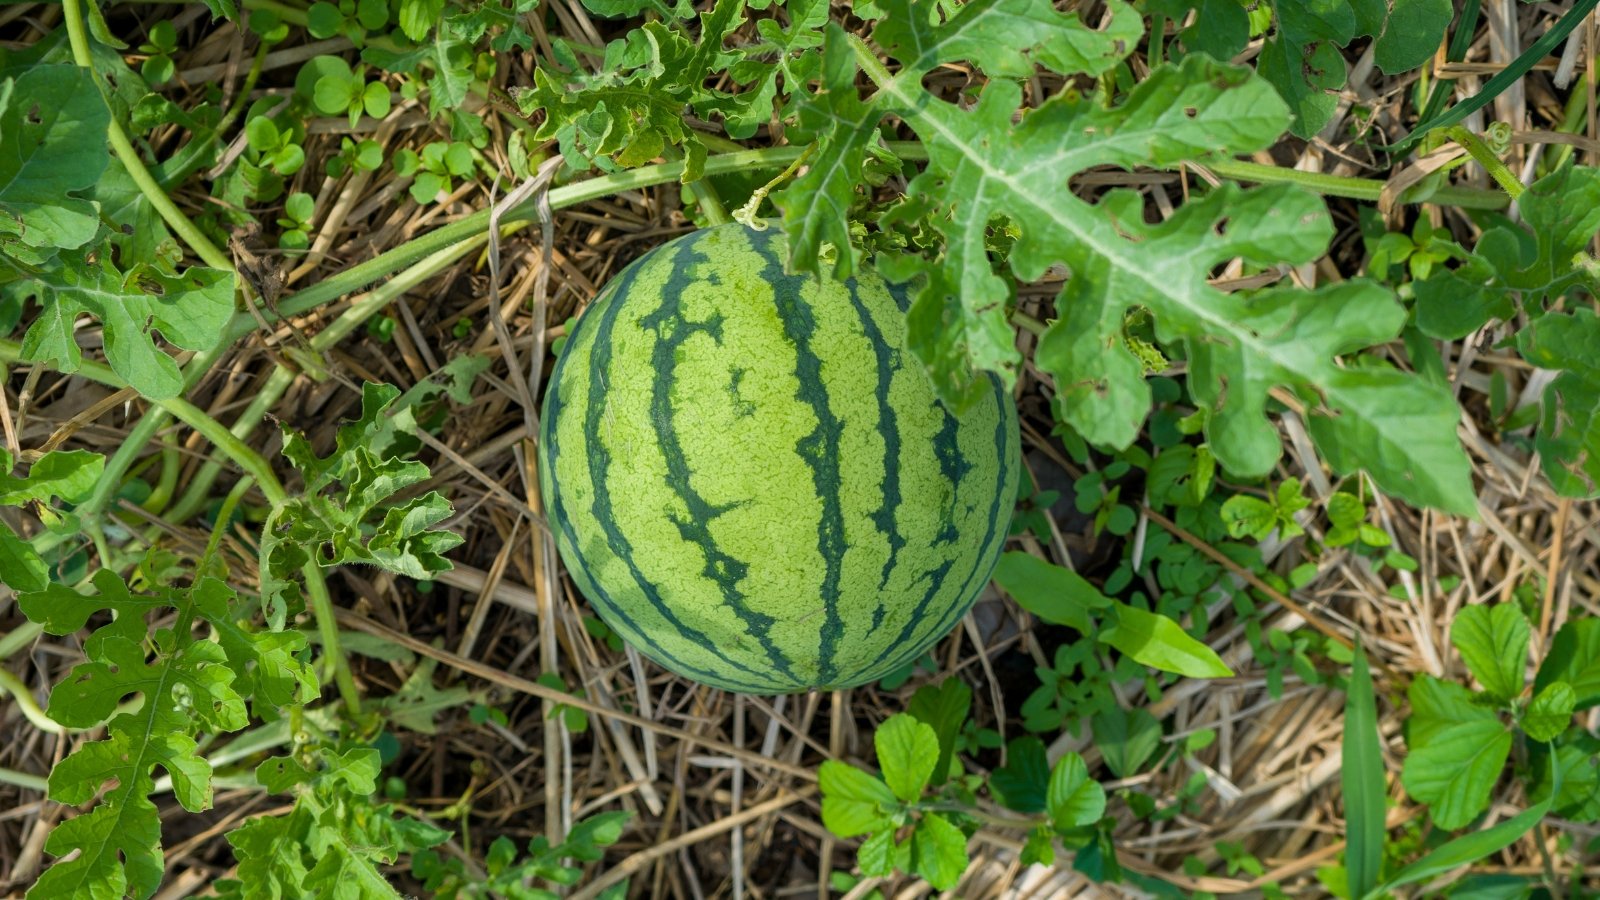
[1390, 0, 1600, 154]
[1343, 642, 1386, 899]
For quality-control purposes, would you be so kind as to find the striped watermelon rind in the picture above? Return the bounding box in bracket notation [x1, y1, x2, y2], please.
[539, 223, 1019, 693]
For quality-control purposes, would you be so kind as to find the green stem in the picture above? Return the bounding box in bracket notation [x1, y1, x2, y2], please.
[0, 766, 49, 793]
[0, 666, 63, 735]
[139, 432, 181, 516]
[1444, 126, 1525, 200]
[61, 0, 237, 274]
[1202, 159, 1509, 209]
[0, 623, 44, 662]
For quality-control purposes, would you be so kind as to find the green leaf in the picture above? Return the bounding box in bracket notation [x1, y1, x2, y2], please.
[818, 760, 896, 837]
[990, 736, 1049, 813]
[875, 714, 939, 803]
[398, 0, 446, 40]
[1520, 681, 1576, 742]
[910, 812, 967, 891]
[514, 0, 743, 175]
[1535, 618, 1600, 708]
[907, 678, 970, 786]
[20, 567, 308, 900]
[1092, 705, 1162, 778]
[1517, 308, 1600, 498]
[871, 0, 1141, 81]
[1342, 643, 1385, 900]
[313, 73, 356, 114]
[991, 551, 1110, 632]
[0, 64, 109, 251]
[1449, 604, 1529, 702]
[1368, 793, 1555, 899]
[7, 251, 235, 399]
[0, 447, 103, 505]
[1046, 752, 1105, 830]
[857, 830, 895, 878]
[1400, 676, 1511, 830]
[262, 383, 464, 624]
[0, 526, 47, 593]
[1101, 602, 1233, 678]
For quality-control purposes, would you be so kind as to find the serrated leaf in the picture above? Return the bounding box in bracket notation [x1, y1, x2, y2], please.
[872, 0, 1140, 80]
[1535, 619, 1600, 709]
[0, 64, 108, 251]
[910, 812, 967, 890]
[8, 250, 235, 399]
[1517, 308, 1600, 497]
[1450, 604, 1529, 701]
[907, 677, 970, 786]
[1402, 675, 1511, 830]
[818, 760, 897, 836]
[19, 567, 302, 899]
[0, 447, 104, 505]
[1046, 752, 1104, 830]
[857, 830, 896, 878]
[875, 714, 939, 803]
[990, 736, 1049, 813]
[1522, 682, 1576, 742]
[1092, 705, 1162, 778]
[1101, 602, 1232, 678]
[515, 0, 743, 175]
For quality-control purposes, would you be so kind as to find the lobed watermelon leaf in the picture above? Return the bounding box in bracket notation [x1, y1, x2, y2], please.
[19, 564, 316, 900]
[782, 20, 1476, 514]
[262, 382, 465, 626]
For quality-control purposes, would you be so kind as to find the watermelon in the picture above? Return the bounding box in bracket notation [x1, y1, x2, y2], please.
[538, 223, 1019, 693]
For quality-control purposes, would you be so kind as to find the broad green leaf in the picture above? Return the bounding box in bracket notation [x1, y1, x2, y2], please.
[990, 736, 1049, 813]
[1535, 618, 1600, 708]
[0, 525, 47, 593]
[1092, 705, 1162, 778]
[0, 64, 108, 251]
[1517, 308, 1600, 498]
[910, 812, 967, 890]
[9, 251, 234, 399]
[991, 551, 1109, 632]
[21, 568, 297, 900]
[0, 447, 104, 505]
[1101, 602, 1233, 678]
[1521, 681, 1576, 742]
[875, 714, 940, 803]
[1449, 604, 1529, 701]
[1342, 643, 1385, 899]
[856, 830, 895, 878]
[1046, 752, 1105, 830]
[1421, 167, 1600, 342]
[379, 657, 479, 735]
[907, 677, 971, 786]
[1257, 0, 1451, 136]
[872, 0, 1140, 81]
[818, 760, 897, 837]
[1529, 741, 1600, 821]
[1401, 676, 1511, 830]
[797, 42, 1473, 510]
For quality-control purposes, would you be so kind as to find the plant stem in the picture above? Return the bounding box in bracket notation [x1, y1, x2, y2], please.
[61, 0, 237, 275]
[1444, 125, 1526, 200]
[0, 667, 63, 735]
[0, 766, 48, 793]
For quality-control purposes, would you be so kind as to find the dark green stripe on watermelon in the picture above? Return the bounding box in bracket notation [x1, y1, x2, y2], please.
[750, 226, 849, 687]
[578, 246, 784, 691]
[639, 237, 801, 684]
[844, 278, 906, 611]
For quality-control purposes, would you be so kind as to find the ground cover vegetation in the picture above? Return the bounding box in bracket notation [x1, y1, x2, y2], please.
[0, 0, 1598, 896]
